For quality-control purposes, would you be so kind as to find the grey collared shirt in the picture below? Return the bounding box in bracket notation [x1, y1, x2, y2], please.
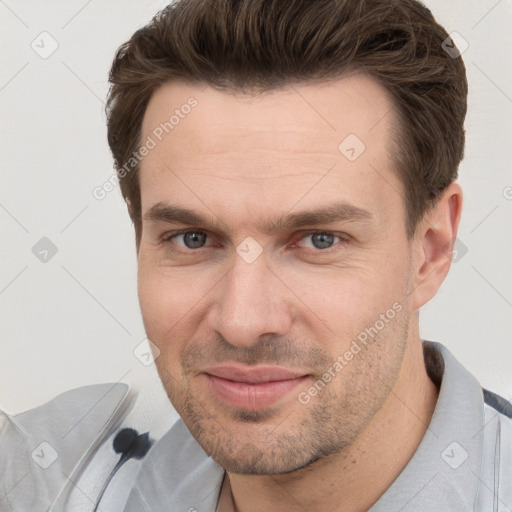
[123, 342, 512, 511]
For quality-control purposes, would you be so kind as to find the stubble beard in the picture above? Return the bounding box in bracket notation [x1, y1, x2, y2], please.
[155, 314, 409, 476]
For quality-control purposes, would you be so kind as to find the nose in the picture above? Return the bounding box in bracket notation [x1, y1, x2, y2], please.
[207, 252, 293, 348]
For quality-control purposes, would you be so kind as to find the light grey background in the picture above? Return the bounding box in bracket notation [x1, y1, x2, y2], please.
[1, 0, 511, 419]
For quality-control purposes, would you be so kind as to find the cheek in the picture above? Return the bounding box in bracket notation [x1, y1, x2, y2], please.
[275, 253, 410, 339]
[137, 256, 218, 344]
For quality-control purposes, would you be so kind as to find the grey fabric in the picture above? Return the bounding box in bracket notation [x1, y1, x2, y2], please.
[123, 420, 224, 512]
[123, 342, 512, 511]
[370, 342, 484, 511]
[0, 383, 131, 512]
[474, 402, 512, 510]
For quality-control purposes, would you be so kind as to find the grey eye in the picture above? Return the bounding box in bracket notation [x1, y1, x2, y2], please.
[310, 233, 335, 249]
[181, 231, 207, 248]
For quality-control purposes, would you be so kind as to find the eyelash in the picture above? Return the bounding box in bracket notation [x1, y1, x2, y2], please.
[161, 229, 350, 253]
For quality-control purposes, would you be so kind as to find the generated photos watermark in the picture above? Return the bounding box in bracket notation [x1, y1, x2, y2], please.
[93, 97, 198, 201]
[298, 301, 403, 405]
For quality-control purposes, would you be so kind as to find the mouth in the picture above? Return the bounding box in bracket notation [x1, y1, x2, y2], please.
[201, 365, 311, 410]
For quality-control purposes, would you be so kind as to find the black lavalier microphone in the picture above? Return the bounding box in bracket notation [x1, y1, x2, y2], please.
[92, 428, 152, 512]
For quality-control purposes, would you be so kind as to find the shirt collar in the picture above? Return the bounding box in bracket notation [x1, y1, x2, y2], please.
[370, 341, 484, 511]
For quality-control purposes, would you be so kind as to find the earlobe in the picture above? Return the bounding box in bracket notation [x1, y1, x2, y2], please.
[410, 183, 463, 311]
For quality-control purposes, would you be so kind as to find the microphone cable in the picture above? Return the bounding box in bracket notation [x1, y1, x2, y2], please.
[92, 428, 152, 512]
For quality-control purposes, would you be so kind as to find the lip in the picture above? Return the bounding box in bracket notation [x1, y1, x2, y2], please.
[202, 365, 310, 410]
[204, 365, 307, 383]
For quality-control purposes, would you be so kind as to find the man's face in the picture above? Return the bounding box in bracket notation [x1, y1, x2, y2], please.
[137, 75, 416, 474]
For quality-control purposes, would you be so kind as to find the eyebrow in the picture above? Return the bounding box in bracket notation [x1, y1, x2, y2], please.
[143, 201, 373, 233]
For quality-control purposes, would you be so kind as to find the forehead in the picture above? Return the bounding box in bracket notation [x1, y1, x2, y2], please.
[138, 75, 402, 226]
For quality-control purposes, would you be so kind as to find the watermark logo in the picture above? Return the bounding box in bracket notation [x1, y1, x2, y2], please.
[451, 237, 468, 263]
[236, 237, 263, 263]
[298, 302, 403, 404]
[441, 236, 468, 264]
[31, 32, 59, 59]
[338, 134, 366, 162]
[441, 441, 468, 469]
[32, 237, 58, 263]
[133, 338, 161, 366]
[442, 32, 469, 59]
[31, 441, 59, 469]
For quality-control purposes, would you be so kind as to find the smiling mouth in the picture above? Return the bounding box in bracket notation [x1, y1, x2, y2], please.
[202, 365, 311, 410]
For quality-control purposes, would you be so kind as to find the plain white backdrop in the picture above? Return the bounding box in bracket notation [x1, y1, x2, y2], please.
[1, 0, 511, 427]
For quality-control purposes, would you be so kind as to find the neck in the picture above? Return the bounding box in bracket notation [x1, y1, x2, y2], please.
[218, 338, 439, 512]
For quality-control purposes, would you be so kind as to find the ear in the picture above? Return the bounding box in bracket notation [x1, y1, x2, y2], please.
[410, 182, 463, 311]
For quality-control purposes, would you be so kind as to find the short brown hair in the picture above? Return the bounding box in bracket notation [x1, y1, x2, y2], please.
[106, 0, 467, 243]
